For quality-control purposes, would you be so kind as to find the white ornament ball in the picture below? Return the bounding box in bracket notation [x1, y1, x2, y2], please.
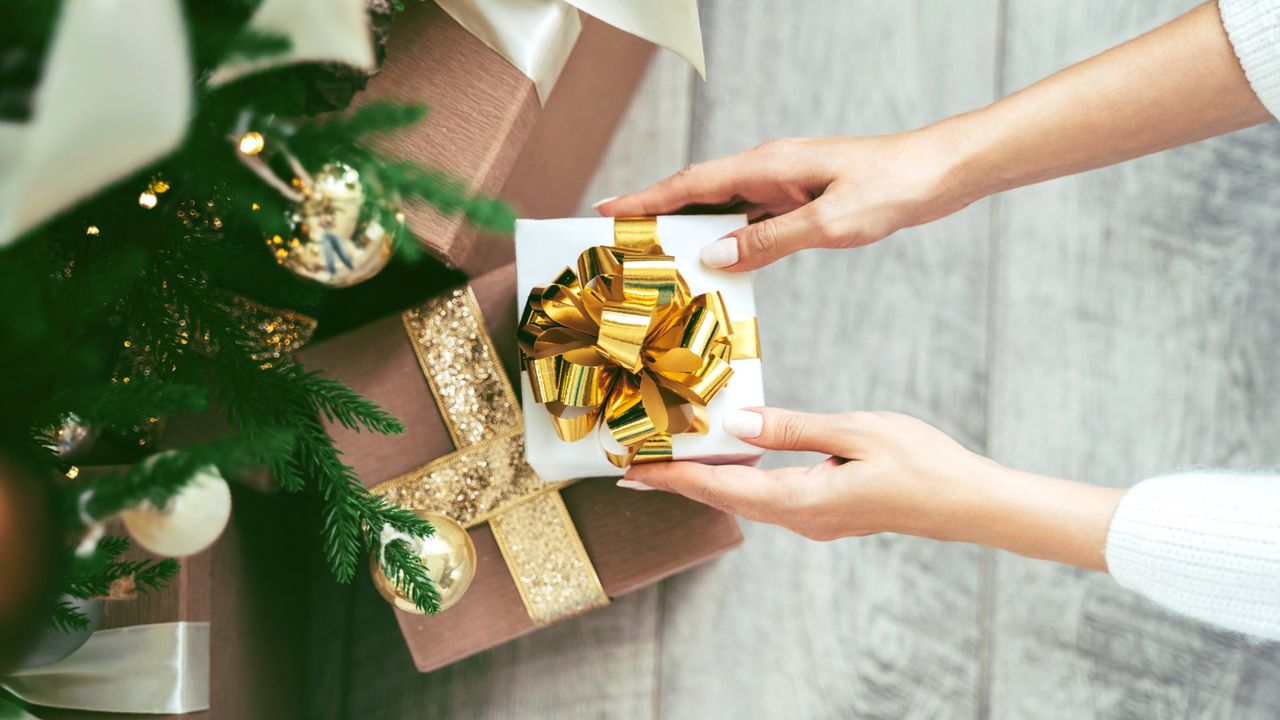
[121, 464, 231, 557]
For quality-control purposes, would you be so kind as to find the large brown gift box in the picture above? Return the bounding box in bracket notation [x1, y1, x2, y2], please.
[296, 263, 743, 671]
[361, 2, 654, 275]
[34, 482, 310, 720]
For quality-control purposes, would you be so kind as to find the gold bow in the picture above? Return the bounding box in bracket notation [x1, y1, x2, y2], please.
[518, 217, 759, 467]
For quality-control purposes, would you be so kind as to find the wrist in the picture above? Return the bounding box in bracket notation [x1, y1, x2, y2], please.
[962, 465, 1126, 571]
[918, 107, 1012, 208]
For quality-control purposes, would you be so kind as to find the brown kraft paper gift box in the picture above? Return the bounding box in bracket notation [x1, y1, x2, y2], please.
[358, 1, 655, 276]
[35, 478, 310, 720]
[296, 263, 743, 672]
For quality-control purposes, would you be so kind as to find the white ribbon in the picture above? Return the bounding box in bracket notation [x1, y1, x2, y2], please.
[0, 0, 378, 248]
[2, 622, 210, 714]
[434, 0, 705, 105]
[0, 0, 191, 248]
[206, 0, 376, 88]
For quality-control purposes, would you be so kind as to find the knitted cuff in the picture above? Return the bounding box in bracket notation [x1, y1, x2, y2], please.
[1105, 470, 1280, 640]
[1219, 0, 1280, 119]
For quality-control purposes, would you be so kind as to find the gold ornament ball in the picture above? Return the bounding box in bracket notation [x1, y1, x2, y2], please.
[370, 511, 477, 615]
[121, 463, 231, 557]
[274, 162, 396, 287]
[238, 131, 265, 156]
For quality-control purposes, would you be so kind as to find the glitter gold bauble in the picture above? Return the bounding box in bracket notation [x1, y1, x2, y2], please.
[121, 463, 231, 557]
[272, 162, 396, 287]
[370, 511, 477, 615]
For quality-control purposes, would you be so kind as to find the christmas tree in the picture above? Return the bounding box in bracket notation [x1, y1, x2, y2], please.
[0, 0, 512, 662]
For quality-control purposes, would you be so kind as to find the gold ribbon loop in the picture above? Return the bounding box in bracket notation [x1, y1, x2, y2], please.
[519, 217, 761, 468]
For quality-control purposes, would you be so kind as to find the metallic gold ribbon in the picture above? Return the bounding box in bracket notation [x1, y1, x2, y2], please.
[518, 217, 760, 468]
[369, 287, 608, 624]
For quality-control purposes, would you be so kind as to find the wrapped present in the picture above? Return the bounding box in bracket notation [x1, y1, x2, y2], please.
[358, 1, 681, 275]
[516, 215, 766, 481]
[296, 263, 742, 671]
[3, 481, 310, 718]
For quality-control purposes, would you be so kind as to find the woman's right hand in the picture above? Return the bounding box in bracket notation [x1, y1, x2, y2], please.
[594, 129, 978, 271]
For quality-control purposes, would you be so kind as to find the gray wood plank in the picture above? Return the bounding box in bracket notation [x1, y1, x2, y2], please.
[655, 2, 1000, 718]
[338, 51, 695, 720]
[988, 1, 1280, 718]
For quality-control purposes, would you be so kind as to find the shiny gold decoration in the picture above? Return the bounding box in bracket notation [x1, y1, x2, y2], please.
[273, 162, 397, 287]
[370, 511, 477, 614]
[518, 217, 761, 467]
[223, 295, 318, 368]
[137, 191, 157, 209]
[490, 492, 608, 623]
[238, 131, 265, 155]
[84, 225, 100, 236]
[368, 287, 609, 624]
[147, 177, 170, 194]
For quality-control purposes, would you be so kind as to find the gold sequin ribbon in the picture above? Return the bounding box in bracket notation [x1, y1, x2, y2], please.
[369, 287, 608, 624]
[519, 217, 760, 467]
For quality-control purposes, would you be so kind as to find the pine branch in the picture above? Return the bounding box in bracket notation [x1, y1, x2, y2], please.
[220, 29, 291, 63]
[381, 539, 442, 614]
[374, 160, 515, 233]
[57, 381, 209, 430]
[77, 429, 292, 522]
[134, 557, 181, 592]
[296, 371, 405, 434]
[321, 102, 427, 138]
[48, 599, 91, 633]
[61, 535, 180, 604]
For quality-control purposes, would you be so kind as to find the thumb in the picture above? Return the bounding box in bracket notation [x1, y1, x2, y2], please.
[701, 200, 835, 272]
[723, 407, 854, 456]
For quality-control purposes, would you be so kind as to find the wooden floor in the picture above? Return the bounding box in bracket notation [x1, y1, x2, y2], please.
[325, 1, 1280, 717]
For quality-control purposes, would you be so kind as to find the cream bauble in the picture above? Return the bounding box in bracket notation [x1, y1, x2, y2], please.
[121, 463, 231, 557]
[270, 161, 397, 287]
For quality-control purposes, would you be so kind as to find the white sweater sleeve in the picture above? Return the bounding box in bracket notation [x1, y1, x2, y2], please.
[1220, 0, 1280, 118]
[1104, 470, 1280, 640]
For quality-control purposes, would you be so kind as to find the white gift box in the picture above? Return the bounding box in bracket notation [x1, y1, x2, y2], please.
[515, 215, 766, 482]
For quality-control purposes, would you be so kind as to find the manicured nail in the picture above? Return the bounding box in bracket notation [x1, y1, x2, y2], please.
[617, 479, 655, 491]
[700, 237, 739, 268]
[591, 196, 618, 209]
[723, 409, 763, 438]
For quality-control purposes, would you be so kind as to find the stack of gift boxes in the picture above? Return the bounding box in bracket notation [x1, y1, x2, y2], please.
[18, 2, 767, 715]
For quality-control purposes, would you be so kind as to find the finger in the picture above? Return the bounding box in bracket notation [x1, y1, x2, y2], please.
[620, 461, 799, 519]
[596, 155, 767, 217]
[722, 407, 855, 457]
[700, 198, 837, 272]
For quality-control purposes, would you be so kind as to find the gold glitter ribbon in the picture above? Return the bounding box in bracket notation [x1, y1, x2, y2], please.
[518, 217, 761, 467]
[369, 287, 608, 624]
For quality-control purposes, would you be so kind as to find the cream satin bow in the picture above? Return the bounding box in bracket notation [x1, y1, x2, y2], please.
[2, 622, 210, 715]
[435, 0, 706, 104]
[0, 0, 377, 248]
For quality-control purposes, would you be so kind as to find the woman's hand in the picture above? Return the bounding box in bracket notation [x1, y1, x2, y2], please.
[596, 4, 1271, 274]
[594, 131, 976, 272]
[619, 408, 1125, 571]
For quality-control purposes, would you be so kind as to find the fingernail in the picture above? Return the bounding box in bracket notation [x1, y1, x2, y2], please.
[617, 479, 655, 491]
[701, 237, 739, 268]
[723, 409, 763, 438]
[591, 196, 618, 209]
